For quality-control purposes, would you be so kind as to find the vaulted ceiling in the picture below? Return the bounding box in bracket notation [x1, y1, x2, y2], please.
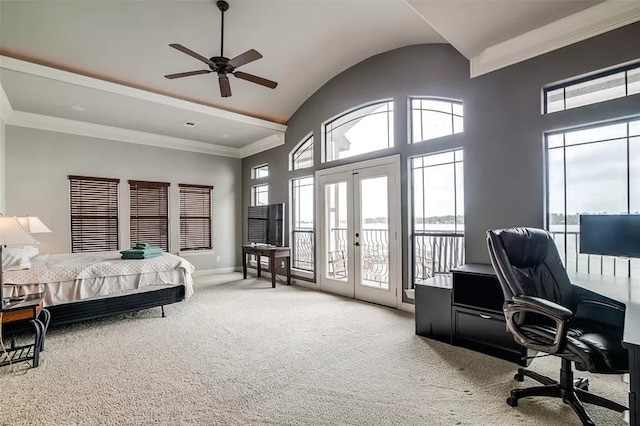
[0, 0, 637, 157]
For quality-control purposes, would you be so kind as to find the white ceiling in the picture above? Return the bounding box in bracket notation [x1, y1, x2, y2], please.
[0, 0, 634, 156]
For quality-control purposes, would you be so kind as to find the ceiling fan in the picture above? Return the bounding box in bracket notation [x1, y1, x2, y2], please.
[164, 0, 277, 98]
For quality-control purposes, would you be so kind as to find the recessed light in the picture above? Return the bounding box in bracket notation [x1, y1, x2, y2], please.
[219, 133, 231, 138]
[68, 105, 85, 111]
[183, 120, 199, 127]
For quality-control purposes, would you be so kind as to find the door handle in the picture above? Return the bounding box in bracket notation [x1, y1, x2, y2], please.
[479, 314, 492, 319]
[354, 242, 360, 247]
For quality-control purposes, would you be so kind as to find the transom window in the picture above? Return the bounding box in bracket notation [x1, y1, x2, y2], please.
[291, 135, 314, 170]
[544, 62, 640, 114]
[410, 98, 463, 144]
[252, 164, 269, 179]
[323, 100, 394, 162]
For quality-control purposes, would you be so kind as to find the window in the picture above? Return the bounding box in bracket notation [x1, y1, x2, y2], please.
[252, 184, 269, 206]
[410, 98, 463, 143]
[69, 175, 120, 253]
[291, 135, 314, 170]
[179, 184, 213, 251]
[129, 180, 169, 251]
[324, 100, 393, 162]
[252, 164, 269, 179]
[291, 177, 314, 272]
[546, 118, 640, 277]
[410, 150, 464, 286]
[544, 62, 640, 113]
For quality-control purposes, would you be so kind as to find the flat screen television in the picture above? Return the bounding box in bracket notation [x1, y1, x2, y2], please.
[247, 203, 284, 247]
[579, 214, 640, 257]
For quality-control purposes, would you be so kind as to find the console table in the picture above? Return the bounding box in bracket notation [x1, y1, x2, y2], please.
[242, 245, 291, 288]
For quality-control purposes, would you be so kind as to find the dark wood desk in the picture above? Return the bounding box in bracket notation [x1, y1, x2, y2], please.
[242, 245, 291, 288]
[570, 273, 640, 425]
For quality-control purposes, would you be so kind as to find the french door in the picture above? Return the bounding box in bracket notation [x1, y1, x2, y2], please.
[317, 156, 400, 308]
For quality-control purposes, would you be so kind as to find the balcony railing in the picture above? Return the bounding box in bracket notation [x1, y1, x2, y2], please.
[550, 231, 640, 277]
[292, 228, 314, 272]
[413, 232, 465, 286]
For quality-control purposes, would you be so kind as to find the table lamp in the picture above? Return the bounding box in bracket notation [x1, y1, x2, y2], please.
[17, 216, 52, 234]
[0, 216, 38, 310]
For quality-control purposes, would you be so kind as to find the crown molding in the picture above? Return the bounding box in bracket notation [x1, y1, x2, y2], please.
[0, 82, 13, 124]
[8, 110, 242, 158]
[0, 55, 287, 133]
[240, 134, 285, 158]
[470, 1, 640, 78]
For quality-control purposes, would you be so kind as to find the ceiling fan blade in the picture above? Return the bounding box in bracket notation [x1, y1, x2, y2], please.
[169, 44, 215, 67]
[234, 71, 278, 89]
[164, 70, 212, 79]
[219, 75, 232, 98]
[228, 49, 263, 69]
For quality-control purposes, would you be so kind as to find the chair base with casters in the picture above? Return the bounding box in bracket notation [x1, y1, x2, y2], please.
[507, 359, 626, 425]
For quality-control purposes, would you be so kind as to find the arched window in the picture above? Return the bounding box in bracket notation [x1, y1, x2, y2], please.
[410, 98, 463, 144]
[323, 100, 394, 162]
[290, 135, 314, 170]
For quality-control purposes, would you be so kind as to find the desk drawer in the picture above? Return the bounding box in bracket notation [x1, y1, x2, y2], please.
[454, 308, 519, 351]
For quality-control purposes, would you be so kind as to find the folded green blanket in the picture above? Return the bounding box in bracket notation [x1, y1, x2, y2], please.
[120, 246, 163, 260]
[120, 251, 162, 260]
[134, 242, 151, 249]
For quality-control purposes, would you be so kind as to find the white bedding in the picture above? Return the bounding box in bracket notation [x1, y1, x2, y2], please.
[3, 251, 195, 307]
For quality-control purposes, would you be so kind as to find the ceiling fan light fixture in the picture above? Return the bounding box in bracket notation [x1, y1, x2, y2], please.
[164, 0, 278, 97]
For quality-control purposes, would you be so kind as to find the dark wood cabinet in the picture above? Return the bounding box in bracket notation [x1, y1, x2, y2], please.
[415, 264, 535, 366]
[415, 275, 453, 344]
[451, 264, 534, 366]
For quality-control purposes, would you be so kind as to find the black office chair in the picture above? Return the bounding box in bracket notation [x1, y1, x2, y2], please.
[486, 227, 628, 425]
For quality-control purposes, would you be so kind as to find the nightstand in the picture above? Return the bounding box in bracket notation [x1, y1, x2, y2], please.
[1, 295, 50, 368]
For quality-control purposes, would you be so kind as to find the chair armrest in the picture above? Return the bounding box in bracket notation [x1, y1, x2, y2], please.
[504, 295, 573, 355]
[512, 295, 573, 320]
[573, 286, 626, 313]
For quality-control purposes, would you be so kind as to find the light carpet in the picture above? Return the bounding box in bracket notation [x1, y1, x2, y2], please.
[1, 273, 629, 425]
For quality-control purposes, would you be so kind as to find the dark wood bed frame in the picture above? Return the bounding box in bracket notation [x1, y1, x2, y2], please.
[46, 285, 185, 327]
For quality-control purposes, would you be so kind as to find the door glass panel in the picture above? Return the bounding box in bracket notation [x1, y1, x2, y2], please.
[325, 181, 348, 281]
[359, 176, 389, 289]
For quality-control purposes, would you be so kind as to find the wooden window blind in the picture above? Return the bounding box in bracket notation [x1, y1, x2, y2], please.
[69, 175, 120, 253]
[129, 180, 170, 251]
[179, 184, 213, 251]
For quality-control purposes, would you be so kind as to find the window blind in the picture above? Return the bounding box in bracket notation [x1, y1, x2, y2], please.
[179, 184, 213, 251]
[129, 180, 170, 251]
[69, 175, 120, 253]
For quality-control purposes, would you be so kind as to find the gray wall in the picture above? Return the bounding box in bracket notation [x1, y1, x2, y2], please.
[243, 44, 469, 290]
[242, 22, 640, 294]
[0, 116, 5, 214]
[6, 126, 242, 272]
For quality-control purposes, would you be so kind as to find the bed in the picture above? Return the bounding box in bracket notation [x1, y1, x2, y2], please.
[2, 251, 195, 326]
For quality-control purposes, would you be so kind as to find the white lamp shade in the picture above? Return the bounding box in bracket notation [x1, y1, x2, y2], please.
[17, 216, 52, 233]
[0, 216, 38, 245]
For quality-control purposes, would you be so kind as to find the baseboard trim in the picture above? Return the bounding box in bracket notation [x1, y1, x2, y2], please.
[193, 266, 241, 276]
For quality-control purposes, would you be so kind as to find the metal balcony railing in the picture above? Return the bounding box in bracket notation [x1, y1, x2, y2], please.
[291, 228, 314, 272]
[413, 232, 465, 286]
[550, 231, 640, 277]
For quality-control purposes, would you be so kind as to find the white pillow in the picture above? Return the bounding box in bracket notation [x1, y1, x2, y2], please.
[2, 246, 39, 271]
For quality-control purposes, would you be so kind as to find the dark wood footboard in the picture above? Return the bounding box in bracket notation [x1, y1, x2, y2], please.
[46, 286, 185, 327]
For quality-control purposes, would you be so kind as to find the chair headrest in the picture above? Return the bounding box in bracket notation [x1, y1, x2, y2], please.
[494, 227, 551, 268]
